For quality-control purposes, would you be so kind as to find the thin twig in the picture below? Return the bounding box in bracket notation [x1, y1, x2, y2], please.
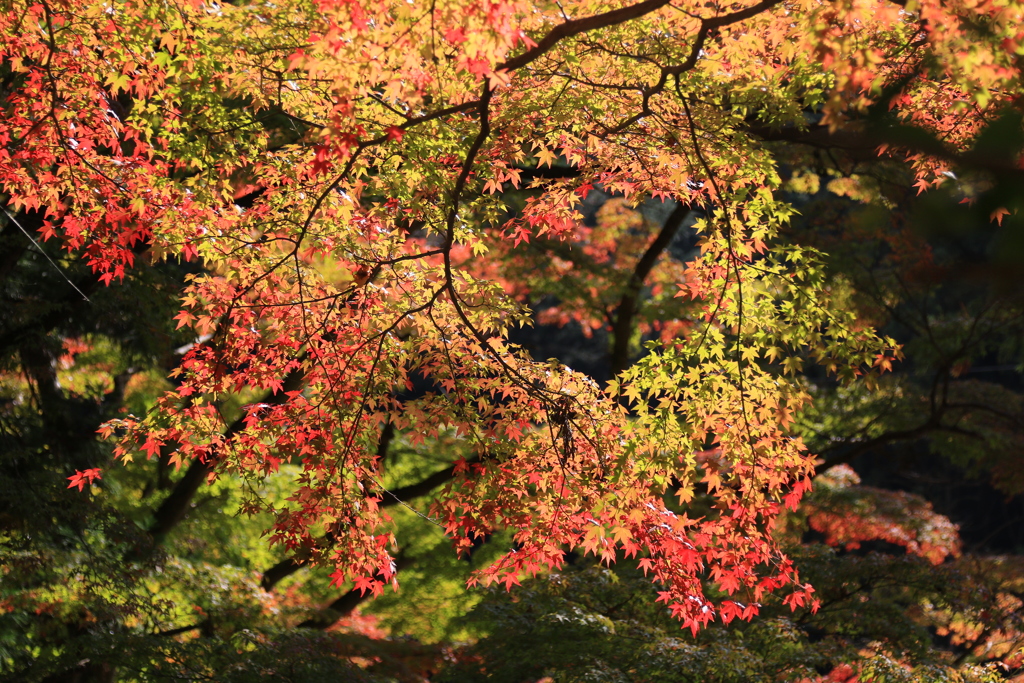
[0, 206, 90, 302]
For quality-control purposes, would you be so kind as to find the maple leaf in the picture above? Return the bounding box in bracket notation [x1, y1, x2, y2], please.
[67, 468, 102, 492]
[991, 207, 1011, 225]
[444, 26, 467, 44]
[352, 575, 378, 595]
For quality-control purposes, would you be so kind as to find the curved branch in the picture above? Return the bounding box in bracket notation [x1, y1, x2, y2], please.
[665, 0, 784, 78]
[154, 621, 208, 638]
[296, 554, 413, 629]
[148, 367, 306, 542]
[260, 455, 481, 590]
[610, 201, 691, 377]
[498, 0, 673, 73]
[817, 420, 984, 473]
[600, 0, 785, 136]
[749, 121, 1024, 180]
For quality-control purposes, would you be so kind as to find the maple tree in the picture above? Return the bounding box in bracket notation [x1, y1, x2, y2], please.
[3, 0, 1024, 677]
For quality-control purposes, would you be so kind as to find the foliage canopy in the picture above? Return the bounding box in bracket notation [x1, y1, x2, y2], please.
[3, 0, 1024, 679]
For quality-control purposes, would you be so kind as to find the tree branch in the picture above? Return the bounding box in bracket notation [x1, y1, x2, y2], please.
[816, 419, 985, 473]
[154, 621, 208, 638]
[147, 367, 306, 542]
[296, 554, 413, 629]
[498, 0, 673, 73]
[0, 207, 38, 288]
[749, 121, 1024, 179]
[600, 0, 784, 135]
[260, 455, 481, 590]
[0, 227, 151, 351]
[381, 456, 480, 504]
[666, 0, 784, 78]
[610, 201, 691, 377]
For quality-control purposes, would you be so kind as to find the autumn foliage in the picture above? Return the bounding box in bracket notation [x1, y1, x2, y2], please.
[2, 0, 1023, 644]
